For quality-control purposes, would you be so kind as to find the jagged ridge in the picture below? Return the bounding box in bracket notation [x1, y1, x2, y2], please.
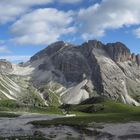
[28, 40, 140, 106]
[0, 40, 139, 106]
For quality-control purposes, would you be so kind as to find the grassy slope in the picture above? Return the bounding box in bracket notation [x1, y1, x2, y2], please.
[10, 75, 46, 106]
[47, 91, 60, 107]
[0, 99, 62, 115]
[0, 112, 19, 118]
[31, 100, 140, 127]
[0, 74, 46, 107]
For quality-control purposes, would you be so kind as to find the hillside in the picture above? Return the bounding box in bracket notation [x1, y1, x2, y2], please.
[0, 40, 139, 107]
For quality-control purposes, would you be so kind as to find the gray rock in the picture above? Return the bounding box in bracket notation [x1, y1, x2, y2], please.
[0, 59, 13, 73]
[136, 54, 140, 65]
[105, 42, 131, 62]
[27, 40, 140, 105]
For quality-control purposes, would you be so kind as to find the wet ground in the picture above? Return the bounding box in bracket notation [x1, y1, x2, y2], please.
[0, 114, 140, 140]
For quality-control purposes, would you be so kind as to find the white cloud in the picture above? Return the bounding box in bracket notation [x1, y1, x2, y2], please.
[0, 0, 83, 24]
[133, 27, 140, 38]
[11, 8, 75, 45]
[57, 0, 83, 4]
[3, 0, 140, 46]
[77, 0, 140, 39]
[0, 0, 53, 24]
[0, 46, 11, 53]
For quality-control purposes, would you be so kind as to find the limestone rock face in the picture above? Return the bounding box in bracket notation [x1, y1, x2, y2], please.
[136, 54, 140, 65]
[105, 42, 131, 62]
[29, 40, 140, 105]
[30, 41, 73, 61]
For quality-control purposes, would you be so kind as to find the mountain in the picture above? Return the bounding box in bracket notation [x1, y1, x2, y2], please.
[0, 40, 140, 106]
[0, 59, 46, 106]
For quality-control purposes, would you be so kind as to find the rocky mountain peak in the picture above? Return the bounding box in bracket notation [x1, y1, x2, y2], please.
[30, 41, 73, 62]
[16, 40, 140, 104]
[88, 40, 104, 47]
[136, 54, 140, 65]
[105, 42, 131, 62]
[1, 39, 138, 106]
[30, 40, 140, 66]
[82, 40, 140, 65]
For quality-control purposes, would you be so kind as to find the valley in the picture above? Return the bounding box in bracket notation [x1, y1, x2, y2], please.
[0, 100, 140, 139]
[0, 40, 139, 139]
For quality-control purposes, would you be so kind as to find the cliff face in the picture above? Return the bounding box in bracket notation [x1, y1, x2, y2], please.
[29, 40, 140, 105]
[136, 54, 140, 65]
[0, 40, 138, 106]
[105, 42, 131, 62]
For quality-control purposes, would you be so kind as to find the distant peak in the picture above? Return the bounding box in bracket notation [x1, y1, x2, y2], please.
[49, 41, 65, 47]
[106, 42, 130, 52]
[30, 39, 139, 65]
[49, 41, 73, 48]
[105, 42, 131, 62]
[30, 40, 75, 61]
[82, 39, 104, 50]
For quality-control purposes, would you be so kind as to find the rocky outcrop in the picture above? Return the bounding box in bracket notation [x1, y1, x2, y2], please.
[28, 40, 140, 105]
[105, 42, 131, 62]
[30, 41, 73, 62]
[136, 54, 140, 65]
[0, 59, 13, 73]
[0, 40, 138, 106]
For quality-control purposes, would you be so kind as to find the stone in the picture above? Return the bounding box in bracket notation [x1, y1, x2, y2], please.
[29, 40, 140, 105]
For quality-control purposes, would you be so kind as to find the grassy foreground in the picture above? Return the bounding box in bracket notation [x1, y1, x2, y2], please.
[0, 99, 62, 115]
[0, 112, 19, 118]
[30, 100, 140, 127]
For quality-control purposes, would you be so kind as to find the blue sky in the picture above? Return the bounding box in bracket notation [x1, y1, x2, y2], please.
[0, 0, 140, 63]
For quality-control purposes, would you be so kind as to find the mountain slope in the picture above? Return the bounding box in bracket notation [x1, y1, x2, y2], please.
[0, 60, 46, 106]
[0, 40, 139, 106]
[27, 40, 140, 106]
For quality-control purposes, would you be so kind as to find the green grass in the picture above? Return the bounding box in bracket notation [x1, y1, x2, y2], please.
[68, 100, 140, 113]
[30, 113, 140, 127]
[8, 74, 46, 107]
[38, 82, 64, 107]
[47, 91, 60, 107]
[30, 100, 140, 127]
[0, 99, 63, 115]
[0, 112, 19, 117]
[20, 106, 62, 115]
[0, 105, 63, 115]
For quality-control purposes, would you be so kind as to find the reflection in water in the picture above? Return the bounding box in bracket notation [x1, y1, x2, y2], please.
[0, 115, 140, 140]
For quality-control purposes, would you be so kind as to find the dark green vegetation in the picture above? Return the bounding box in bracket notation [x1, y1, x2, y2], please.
[0, 98, 140, 139]
[0, 112, 19, 117]
[31, 100, 140, 127]
[0, 100, 20, 117]
[0, 99, 62, 115]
